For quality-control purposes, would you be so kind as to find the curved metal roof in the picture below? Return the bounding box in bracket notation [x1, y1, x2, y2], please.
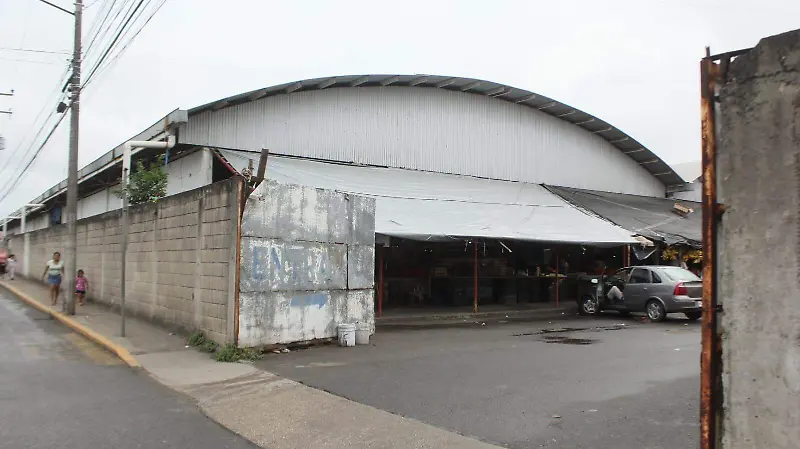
[190, 74, 683, 186]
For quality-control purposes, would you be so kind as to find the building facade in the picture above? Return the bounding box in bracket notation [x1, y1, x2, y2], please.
[2, 74, 699, 319]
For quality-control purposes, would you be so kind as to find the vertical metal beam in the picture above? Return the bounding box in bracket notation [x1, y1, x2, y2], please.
[234, 177, 245, 346]
[120, 168, 129, 337]
[378, 246, 384, 318]
[21, 209, 29, 277]
[699, 49, 721, 449]
[473, 241, 478, 314]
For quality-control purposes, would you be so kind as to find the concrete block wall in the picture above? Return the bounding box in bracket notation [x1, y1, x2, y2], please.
[238, 180, 376, 347]
[9, 178, 242, 344]
[717, 30, 800, 448]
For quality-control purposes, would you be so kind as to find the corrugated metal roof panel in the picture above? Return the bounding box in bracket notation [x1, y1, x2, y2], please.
[217, 150, 635, 245]
[188, 87, 665, 197]
[189, 74, 683, 187]
[547, 185, 701, 247]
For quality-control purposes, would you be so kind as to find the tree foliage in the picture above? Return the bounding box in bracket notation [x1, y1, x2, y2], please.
[114, 157, 168, 205]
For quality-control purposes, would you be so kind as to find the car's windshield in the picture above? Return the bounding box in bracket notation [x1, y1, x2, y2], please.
[658, 267, 700, 282]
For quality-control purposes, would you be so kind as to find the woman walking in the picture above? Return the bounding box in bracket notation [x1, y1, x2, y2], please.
[41, 252, 65, 306]
[6, 254, 16, 280]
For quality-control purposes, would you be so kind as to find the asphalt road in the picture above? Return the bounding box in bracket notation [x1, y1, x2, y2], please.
[258, 314, 701, 449]
[0, 289, 257, 449]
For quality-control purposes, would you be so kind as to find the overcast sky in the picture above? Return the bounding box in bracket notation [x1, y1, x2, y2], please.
[0, 0, 797, 217]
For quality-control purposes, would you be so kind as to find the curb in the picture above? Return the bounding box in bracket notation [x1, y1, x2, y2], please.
[0, 281, 141, 368]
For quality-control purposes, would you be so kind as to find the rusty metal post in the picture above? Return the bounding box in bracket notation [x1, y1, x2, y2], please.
[378, 246, 384, 318]
[473, 240, 478, 314]
[255, 148, 269, 182]
[699, 49, 721, 449]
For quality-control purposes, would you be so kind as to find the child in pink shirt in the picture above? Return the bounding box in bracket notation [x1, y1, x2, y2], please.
[75, 269, 89, 306]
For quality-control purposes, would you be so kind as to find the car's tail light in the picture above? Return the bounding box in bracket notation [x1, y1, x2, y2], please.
[673, 282, 687, 296]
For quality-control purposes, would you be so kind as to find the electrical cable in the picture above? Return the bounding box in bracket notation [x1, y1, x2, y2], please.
[82, 0, 146, 87]
[83, 0, 125, 68]
[0, 111, 68, 205]
[0, 65, 70, 180]
[0, 0, 169, 211]
[0, 66, 71, 206]
[0, 47, 70, 55]
[84, 0, 167, 89]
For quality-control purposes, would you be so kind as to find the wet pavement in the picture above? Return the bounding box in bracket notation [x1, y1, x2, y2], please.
[0, 288, 257, 449]
[257, 314, 701, 449]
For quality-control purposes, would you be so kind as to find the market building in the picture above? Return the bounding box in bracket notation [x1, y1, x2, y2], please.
[2, 74, 701, 321]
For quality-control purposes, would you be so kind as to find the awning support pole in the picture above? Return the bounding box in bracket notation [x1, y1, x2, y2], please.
[378, 246, 384, 318]
[473, 240, 478, 314]
[555, 253, 560, 308]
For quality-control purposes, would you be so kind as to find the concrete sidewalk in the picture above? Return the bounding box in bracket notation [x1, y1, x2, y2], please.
[0, 278, 501, 449]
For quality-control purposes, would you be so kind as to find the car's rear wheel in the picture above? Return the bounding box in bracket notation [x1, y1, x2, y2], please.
[580, 296, 598, 315]
[684, 311, 702, 321]
[646, 300, 666, 322]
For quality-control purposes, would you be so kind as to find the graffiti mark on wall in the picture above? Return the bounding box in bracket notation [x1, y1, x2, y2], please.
[246, 241, 345, 291]
[252, 247, 267, 280]
[289, 293, 329, 309]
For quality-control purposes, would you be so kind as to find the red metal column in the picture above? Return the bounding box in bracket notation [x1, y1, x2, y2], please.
[473, 241, 478, 314]
[699, 50, 721, 449]
[378, 246, 384, 318]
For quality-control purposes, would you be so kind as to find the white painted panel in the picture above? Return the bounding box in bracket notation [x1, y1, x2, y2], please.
[165, 148, 212, 196]
[78, 189, 109, 220]
[28, 214, 49, 232]
[184, 87, 664, 196]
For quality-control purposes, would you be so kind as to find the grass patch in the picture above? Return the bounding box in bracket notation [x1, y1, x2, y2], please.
[215, 344, 263, 363]
[199, 339, 219, 353]
[187, 331, 206, 347]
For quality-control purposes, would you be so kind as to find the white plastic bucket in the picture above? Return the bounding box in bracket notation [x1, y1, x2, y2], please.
[355, 324, 371, 345]
[338, 323, 356, 347]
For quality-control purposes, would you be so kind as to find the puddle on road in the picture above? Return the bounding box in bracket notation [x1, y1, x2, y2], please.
[512, 324, 625, 337]
[542, 335, 596, 345]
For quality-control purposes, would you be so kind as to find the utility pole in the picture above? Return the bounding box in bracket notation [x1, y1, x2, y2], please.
[64, 0, 82, 315]
[35, 0, 81, 314]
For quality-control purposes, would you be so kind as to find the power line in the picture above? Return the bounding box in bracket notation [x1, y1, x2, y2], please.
[0, 0, 169, 210]
[82, 0, 146, 87]
[0, 57, 64, 65]
[83, 0, 137, 76]
[0, 65, 71, 198]
[0, 111, 68, 205]
[0, 0, 116, 209]
[84, 0, 167, 88]
[83, 0, 123, 63]
[36, 0, 74, 16]
[0, 47, 70, 55]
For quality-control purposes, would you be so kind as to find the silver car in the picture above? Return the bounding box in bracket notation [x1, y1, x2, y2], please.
[580, 265, 703, 322]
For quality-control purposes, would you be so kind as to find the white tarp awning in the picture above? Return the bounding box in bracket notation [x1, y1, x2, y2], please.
[216, 150, 636, 245]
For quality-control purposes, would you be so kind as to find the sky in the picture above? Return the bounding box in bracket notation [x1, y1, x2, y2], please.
[0, 0, 798, 217]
